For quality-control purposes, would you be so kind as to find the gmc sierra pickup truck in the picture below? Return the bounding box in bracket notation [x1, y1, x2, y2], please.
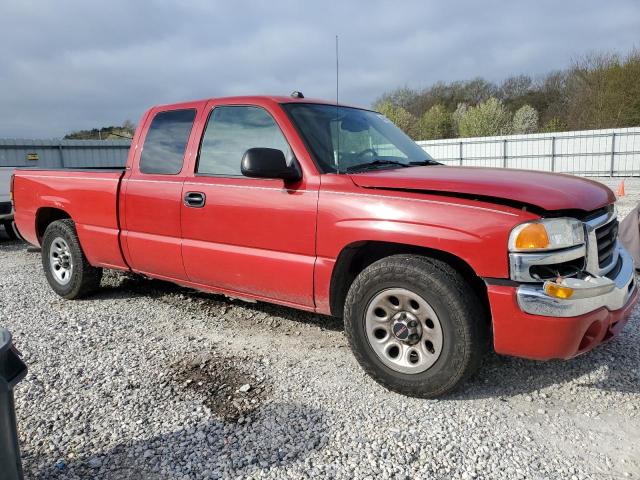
[12, 95, 637, 397]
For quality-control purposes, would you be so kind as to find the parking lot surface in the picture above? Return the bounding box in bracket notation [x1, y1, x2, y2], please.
[1, 178, 639, 480]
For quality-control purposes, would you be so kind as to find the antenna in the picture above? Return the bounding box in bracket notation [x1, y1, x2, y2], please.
[335, 34, 340, 173]
[335, 35, 339, 107]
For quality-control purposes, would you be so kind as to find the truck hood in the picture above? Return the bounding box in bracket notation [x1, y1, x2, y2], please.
[349, 166, 615, 213]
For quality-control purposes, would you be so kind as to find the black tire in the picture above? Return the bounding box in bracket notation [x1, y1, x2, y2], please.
[344, 254, 487, 398]
[2, 220, 18, 240]
[41, 219, 103, 299]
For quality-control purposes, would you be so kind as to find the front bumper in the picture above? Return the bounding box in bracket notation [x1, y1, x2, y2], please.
[517, 246, 636, 317]
[487, 245, 638, 360]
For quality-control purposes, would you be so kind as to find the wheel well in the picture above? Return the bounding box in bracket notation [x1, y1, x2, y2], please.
[36, 208, 71, 242]
[329, 241, 490, 321]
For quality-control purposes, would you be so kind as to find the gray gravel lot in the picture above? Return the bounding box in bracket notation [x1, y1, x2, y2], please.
[1, 177, 640, 480]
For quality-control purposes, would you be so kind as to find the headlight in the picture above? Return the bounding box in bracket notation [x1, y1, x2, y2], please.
[509, 218, 585, 252]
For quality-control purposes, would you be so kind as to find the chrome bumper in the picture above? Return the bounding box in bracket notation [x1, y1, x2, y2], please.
[517, 245, 636, 317]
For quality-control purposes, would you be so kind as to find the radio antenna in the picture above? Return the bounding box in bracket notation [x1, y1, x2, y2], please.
[335, 34, 340, 173]
[335, 35, 339, 107]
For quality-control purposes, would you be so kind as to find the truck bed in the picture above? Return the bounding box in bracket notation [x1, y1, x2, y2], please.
[15, 166, 125, 172]
[13, 168, 128, 270]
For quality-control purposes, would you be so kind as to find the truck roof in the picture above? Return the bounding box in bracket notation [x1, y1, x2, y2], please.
[152, 95, 366, 111]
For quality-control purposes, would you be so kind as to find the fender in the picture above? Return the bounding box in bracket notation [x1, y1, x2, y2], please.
[313, 185, 539, 314]
[330, 219, 485, 271]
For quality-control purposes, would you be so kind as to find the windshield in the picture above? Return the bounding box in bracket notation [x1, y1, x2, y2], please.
[282, 103, 438, 174]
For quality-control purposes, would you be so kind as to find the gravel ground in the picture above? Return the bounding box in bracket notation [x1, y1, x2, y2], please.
[1, 178, 640, 480]
[588, 177, 640, 218]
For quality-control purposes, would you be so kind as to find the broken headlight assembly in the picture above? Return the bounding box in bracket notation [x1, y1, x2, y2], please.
[508, 218, 587, 283]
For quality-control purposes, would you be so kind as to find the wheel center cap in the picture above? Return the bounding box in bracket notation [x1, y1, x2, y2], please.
[391, 311, 421, 344]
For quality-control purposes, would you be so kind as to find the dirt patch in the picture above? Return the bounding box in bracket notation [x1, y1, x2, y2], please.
[171, 353, 269, 421]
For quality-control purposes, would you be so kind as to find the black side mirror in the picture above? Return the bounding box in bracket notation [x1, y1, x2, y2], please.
[241, 148, 301, 182]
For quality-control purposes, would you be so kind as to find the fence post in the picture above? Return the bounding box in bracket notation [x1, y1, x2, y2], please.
[550, 136, 555, 173]
[502, 139, 507, 168]
[609, 132, 616, 177]
[58, 142, 65, 168]
[459, 141, 463, 166]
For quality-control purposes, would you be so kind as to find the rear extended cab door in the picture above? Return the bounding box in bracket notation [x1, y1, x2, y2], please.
[119, 101, 207, 280]
[179, 98, 320, 308]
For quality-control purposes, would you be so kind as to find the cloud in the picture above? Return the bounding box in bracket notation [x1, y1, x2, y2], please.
[0, 0, 638, 137]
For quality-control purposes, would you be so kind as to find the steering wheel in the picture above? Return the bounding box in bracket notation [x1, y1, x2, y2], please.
[354, 148, 378, 159]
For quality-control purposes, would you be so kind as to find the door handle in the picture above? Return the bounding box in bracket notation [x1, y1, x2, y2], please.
[184, 191, 206, 208]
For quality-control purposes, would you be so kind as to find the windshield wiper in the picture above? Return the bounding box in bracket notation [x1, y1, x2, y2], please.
[345, 159, 410, 173]
[408, 159, 441, 166]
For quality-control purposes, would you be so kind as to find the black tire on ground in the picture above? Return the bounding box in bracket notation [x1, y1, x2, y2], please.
[2, 220, 18, 240]
[41, 219, 103, 299]
[344, 254, 488, 398]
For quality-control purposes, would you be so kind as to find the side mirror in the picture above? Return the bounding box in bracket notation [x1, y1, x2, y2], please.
[241, 148, 301, 182]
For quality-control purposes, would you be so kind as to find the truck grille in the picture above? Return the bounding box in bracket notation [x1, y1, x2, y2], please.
[595, 218, 618, 268]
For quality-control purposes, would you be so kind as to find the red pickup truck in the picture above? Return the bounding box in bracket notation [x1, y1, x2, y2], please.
[12, 95, 637, 397]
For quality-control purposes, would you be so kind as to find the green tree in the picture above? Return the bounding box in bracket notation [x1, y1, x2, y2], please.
[64, 121, 136, 140]
[512, 104, 539, 134]
[566, 50, 640, 129]
[373, 47, 640, 136]
[458, 98, 512, 137]
[451, 103, 468, 136]
[376, 101, 420, 139]
[373, 87, 420, 114]
[419, 104, 453, 139]
[121, 120, 136, 136]
[540, 117, 568, 133]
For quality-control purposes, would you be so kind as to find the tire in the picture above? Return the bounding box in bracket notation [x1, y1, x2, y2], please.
[2, 221, 18, 240]
[344, 254, 487, 398]
[41, 219, 102, 299]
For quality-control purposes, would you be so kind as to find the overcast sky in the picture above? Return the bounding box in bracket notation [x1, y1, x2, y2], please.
[1, 0, 638, 138]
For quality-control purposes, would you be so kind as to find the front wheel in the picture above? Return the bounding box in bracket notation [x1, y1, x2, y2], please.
[344, 255, 487, 398]
[41, 219, 102, 299]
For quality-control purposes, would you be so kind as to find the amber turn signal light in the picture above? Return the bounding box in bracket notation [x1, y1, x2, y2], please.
[514, 223, 549, 250]
[543, 282, 574, 299]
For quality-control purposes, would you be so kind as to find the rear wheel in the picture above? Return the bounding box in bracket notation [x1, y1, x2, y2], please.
[41, 219, 102, 299]
[344, 254, 487, 398]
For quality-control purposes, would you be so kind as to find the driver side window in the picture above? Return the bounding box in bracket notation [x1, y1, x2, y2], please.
[197, 106, 293, 176]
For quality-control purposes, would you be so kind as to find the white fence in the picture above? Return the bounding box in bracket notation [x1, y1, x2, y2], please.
[416, 127, 640, 176]
[2, 128, 640, 177]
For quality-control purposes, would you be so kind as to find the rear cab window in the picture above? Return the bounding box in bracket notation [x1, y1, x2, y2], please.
[140, 109, 197, 174]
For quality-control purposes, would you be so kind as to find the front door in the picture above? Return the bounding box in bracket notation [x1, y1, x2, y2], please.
[180, 102, 318, 308]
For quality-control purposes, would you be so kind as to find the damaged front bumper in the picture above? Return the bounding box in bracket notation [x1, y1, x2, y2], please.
[487, 244, 638, 360]
[516, 245, 636, 317]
